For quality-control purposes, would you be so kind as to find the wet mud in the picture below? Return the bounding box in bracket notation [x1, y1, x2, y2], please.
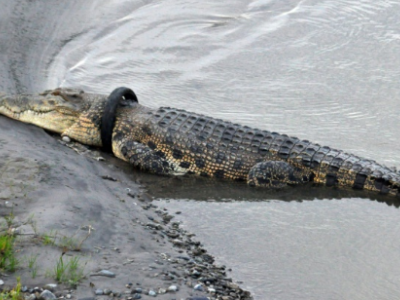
[0, 115, 251, 300]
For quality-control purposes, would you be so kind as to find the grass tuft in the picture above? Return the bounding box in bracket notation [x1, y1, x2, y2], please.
[0, 232, 18, 272]
[52, 251, 85, 288]
[0, 277, 23, 300]
[27, 254, 38, 278]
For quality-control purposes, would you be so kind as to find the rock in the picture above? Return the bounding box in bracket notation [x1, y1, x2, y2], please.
[103, 289, 112, 295]
[66, 294, 72, 299]
[62, 136, 71, 142]
[132, 288, 142, 294]
[132, 294, 141, 299]
[40, 290, 56, 300]
[172, 239, 184, 247]
[208, 287, 216, 293]
[94, 289, 103, 295]
[191, 269, 201, 277]
[43, 284, 57, 292]
[90, 270, 116, 278]
[148, 290, 157, 297]
[0, 279, 4, 287]
[25, 294, 36, 300]
[21, 286, 28, 293]
[158, 288, 167, 294]
[193, 284, 203, 291]
[167, 285, 179, 292]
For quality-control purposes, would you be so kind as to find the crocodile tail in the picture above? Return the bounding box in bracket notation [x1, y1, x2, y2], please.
[286, 141, 400, 196]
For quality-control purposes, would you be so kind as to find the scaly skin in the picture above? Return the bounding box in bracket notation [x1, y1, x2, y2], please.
[1, 87, 400, 196]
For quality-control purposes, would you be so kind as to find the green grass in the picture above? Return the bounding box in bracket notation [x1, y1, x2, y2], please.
[3, 213, 14, 228]
[41, 230, 57, 246]
[27, 254, 38, 279]
[0, 233, 18, 272]
[0, 277, 23, 300]
[51, 252, 85, 288]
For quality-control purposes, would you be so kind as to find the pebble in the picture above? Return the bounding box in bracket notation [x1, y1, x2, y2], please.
[62, 136, 71, 142]
[0, 279, 4, 286]
[208, 287, 216, 293]
[40, 290, 56, 300]
[167, 285, 179, 292]
[148, 290, 157, 297]
[191, 269, 201, 277]
[94, 289, 103, 295]
[172, 239, 184, 247]
[25, 294, 36, 300]
[66, 294, 72, 299]
[44, 284, 57, 292]
[132, 294, 141, 299]
[103, 289, 112, 295]
[193, 284, 203, 291]
[158, 288, 167, 294]
[132, 287, 142, 294]
[90, 270, 116, 278]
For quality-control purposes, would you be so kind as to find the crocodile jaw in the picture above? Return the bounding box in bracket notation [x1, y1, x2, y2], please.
[0, 91, 103, 146]
[0, 96, 78, 134]
[0, 105, 79, 134]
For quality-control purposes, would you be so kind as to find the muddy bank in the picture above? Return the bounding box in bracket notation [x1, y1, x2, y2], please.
[0, 115, 252, 300]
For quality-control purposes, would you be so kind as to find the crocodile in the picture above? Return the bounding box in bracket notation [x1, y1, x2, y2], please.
[1, 87, 400, 196]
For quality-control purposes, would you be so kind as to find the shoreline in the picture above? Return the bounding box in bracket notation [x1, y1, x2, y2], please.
[0, 115, 252, 300]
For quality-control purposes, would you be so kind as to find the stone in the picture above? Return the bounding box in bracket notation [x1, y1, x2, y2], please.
[90, 270, 116, 278]
[103, 289, 112, 295]
[25, 294, 36, 300]
[148, 290, 157, 297]
[43, 284, 57, 292]
[94, 289, 103, 295]
[167, 285, 179, 292]
[193, 284, 203, 291]
[40, 290, 56, 300]
[132, 288, 142, 294]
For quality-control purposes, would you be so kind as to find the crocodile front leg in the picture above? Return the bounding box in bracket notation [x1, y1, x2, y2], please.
[247, 161, 314, 188]
[118, 140, 177, 175]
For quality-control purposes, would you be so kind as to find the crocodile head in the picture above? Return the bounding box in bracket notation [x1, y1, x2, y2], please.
[0, 88, 106, 146]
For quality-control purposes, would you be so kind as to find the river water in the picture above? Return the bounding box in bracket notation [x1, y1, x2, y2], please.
[2, 0, 400, 299]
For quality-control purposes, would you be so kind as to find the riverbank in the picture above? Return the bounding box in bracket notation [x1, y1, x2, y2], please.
[0, 115, 252, 300]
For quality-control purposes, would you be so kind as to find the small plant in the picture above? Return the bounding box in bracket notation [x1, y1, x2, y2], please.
[41, 230, 57, 246]
[0, 276, 22, 300]
[58, 236, 79, 250]
[52, 251, 85, 287]
[27, 254, 38, 278]
[3, 213, 14, 228]
[65, 256, 85, 287]
[27, 214, 37, 234]
[0, 232, 18, 272]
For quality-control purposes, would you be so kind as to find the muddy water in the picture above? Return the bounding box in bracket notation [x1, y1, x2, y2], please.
[2, 0, 400, 299]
